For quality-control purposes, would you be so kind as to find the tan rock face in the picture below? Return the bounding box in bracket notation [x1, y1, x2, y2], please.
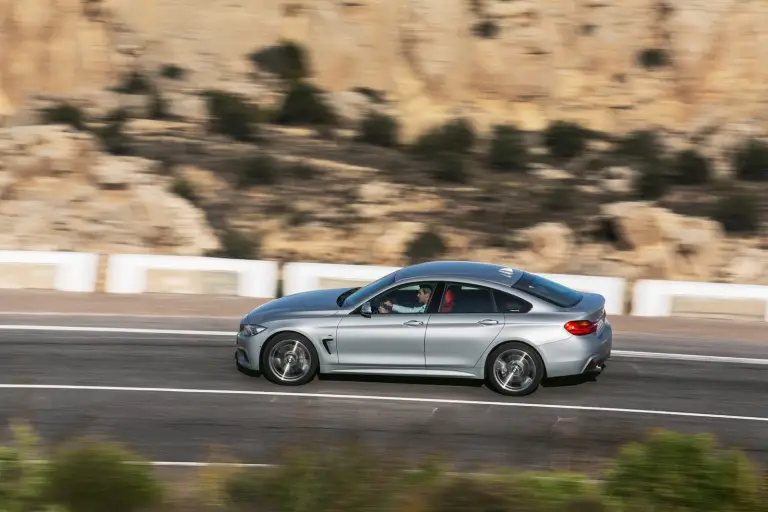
[0, 125, 220, 255]
[3, 0, 768, 143]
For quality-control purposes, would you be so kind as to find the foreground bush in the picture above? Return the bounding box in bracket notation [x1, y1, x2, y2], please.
[203, 90, 261, 142]
[487, 124, 528, 172]
[1, 425, 766, 512]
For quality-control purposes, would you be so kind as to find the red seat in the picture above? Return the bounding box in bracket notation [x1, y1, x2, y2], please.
[440, 289, 455, 312]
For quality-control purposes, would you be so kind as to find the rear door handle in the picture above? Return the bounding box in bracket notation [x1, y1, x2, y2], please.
[478, 319, 499, 325]
[403, 320, 424, 326]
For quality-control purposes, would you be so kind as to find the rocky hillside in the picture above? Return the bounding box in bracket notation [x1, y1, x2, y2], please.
[0, 0, 767, 286]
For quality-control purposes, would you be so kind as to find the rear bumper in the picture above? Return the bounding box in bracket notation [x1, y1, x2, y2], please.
[538, 321, 613, 378]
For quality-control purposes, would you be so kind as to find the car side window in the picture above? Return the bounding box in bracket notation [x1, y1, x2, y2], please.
[438, 283, 497, 314]
[493, 290, 533, 313]
[370, 281, 438, 314]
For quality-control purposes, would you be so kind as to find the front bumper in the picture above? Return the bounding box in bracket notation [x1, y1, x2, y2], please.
[539, 321, 613, 378]
[235, 330, 266, 372]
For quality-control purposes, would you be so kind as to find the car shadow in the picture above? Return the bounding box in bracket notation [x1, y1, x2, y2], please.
[316, 373, 486, 389]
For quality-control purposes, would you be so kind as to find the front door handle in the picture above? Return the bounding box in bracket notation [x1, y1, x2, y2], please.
[478, 319, 499, 325]
[403, 320, 424, 327]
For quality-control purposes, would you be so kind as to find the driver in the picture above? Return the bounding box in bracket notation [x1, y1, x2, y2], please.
[378, 284, 432, 314]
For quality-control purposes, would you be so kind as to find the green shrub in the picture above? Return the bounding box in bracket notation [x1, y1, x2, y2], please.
[430, 152, 468, 183]
[358, 112, 399, 148]
[148, 87, 171, 120]
[115, 70, 152, 95]
[733, 138, 768, 181]
[412, 118, 475, 160]
[207, 228, 260, 260]
[160, 64, 185, 80]
[0, 422, 50, 512]
[235, 154, 279, 187]
[249, 40, 309, 81]
[203, 90, 260, 142]
[673, 149, 711, 185]
[227, 444, 409, 512]
[615, 130, 663, 163]
[405, 230, 448, 264]
[637, 48, 671, 69]
[45, 441, 162, 512]
[41, 103, 85, 130]
[710, 190, 761, 234]
[543, 120, 590, 161]
[275, 81, 337, 126]
[541, 181, 576, 212]
[634, 160, 669, 200]
[94, 118, 131, 155]
[604, 429, 765, 512]
[488, 124, 528, 172]
[170, 178, 197, 202]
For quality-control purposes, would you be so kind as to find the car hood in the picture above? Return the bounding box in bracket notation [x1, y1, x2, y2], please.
[243, 287, 350, 323]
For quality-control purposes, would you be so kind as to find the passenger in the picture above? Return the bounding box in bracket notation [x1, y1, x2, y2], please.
[379, 284, 433, 314]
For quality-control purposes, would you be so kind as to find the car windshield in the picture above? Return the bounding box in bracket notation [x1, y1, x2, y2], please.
[340, 271, 397, 308]
[511, 272, 583, 308]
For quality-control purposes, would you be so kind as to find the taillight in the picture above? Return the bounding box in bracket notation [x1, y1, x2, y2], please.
[564, 320, 598, 336]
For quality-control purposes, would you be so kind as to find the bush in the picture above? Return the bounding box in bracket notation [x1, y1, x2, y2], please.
[412, 118, 475, 160]
[160, 64, 185, 80]
[733, 138, 768, 181]
[94, 118, 131, 155]
[710, 190, 761, 234]
[41, 103, 86, 130]
[203, 90, 260, 142]
[543, 120, 590, 161]
[357, 112, 399, 148]
[615, 130, 663, 163]
[673, 149, 711, 185]
[430, 152, 468, 183]
[235, 154, 279, 187]
[115, 70, 152, 95]
[634, 160, 669, 200]
[207, 228, 260, 259]
[0, 422, 49, 512]
[541, 181, 576, 212]
[45, 441, 163, 512]
[170, 178, 197, 202]
[487, 124, 529, 172]
[275, 81, 337, 126]
[148, 86, 171, 120]
[249, 40, 309, 81]
[604, 429, 765, 512]
[405, 230, 448, 264]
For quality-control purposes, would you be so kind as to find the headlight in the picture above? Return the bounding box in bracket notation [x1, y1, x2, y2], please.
[240, 324, 267, 336]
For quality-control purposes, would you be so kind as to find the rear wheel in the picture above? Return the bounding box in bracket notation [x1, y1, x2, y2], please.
[485, 342, 544, 397]
[260, 332, 318, 386]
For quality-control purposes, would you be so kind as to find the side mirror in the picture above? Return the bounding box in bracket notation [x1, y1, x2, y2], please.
[361, 302, 372, 317]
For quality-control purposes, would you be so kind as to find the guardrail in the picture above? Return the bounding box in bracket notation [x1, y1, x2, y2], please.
[1, 251, 767, 320]
[0, 250, 99, 292]
[104, 254, 279, 298]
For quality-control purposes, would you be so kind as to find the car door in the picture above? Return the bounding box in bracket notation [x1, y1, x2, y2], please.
[335, 281, 437, 368]
[424, 282, 506, 368]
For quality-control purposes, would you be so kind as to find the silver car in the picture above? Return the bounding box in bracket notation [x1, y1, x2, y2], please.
[235, 261, 612, 396]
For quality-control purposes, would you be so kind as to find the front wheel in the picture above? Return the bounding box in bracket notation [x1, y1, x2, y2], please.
[485, 342, 544, 397]
[260, 332, 319, 386]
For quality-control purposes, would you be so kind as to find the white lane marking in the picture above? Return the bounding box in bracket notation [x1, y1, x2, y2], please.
[0, 325, 767, 365]
[0, 325, 234, 336]
[614, 350, 768, 366]
[1, 383, 766, 423]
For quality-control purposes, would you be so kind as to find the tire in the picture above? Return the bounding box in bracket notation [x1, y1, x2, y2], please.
[484, 341, 544, 397]
[260, 332, 319, 386]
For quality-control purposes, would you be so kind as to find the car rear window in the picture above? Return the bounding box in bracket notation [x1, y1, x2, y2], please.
[511, 272, 583, 308]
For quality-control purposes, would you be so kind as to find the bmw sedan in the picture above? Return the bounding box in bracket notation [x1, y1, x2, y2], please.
[235, 261, 612, 396]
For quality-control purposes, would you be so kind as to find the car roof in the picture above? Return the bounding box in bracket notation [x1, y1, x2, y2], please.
[393, 261, 524, 287]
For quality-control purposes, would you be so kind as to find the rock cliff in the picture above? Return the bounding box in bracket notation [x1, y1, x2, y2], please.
[2, 0, 767, 143]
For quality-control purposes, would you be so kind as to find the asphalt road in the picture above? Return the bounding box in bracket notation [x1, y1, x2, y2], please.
[0, 316, 766, 474]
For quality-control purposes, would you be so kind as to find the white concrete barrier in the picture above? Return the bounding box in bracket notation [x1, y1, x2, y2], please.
[538, 273, 627, 316]
[281, 262, 401, 297]
[0, 250, 99, 292]
[280, 262, 627, 314]
[632, 279, 768, 321]
[105, 254, 279, 298]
